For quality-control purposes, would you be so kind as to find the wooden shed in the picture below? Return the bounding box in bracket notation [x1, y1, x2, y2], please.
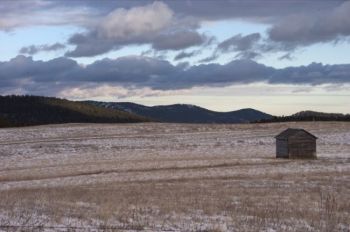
[275, 128, 317, 159]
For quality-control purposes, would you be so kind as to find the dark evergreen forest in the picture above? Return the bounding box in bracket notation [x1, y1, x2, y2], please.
[0, 95, 148, 127]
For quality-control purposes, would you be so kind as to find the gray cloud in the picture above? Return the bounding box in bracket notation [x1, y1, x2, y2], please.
[198, 54, 219, 63]
[1, 55, 350, 96]
[202, 33, 263, 62]
[218, 33, 261, 52]
[278, 53, 294, 61]
[167, 0, 344, 22]
[178, 0, 349, 55]
[268, 1, 350, 48]
[46, 0, 342, 23]
[152, 30, 206, 51]
[215, 33, 262, 60]
[234, 51, 261, 60]
[65, 0, 345, 58]
[65, 2, 207, 57]
[2, 1, 347, 59]
[19, 43, 66, 55]
[270, 62, 350, 85]
[174, 50, 201, 61]
[139, 49, 169, 60]
[2, 1, 348, 45]
[164, 59, 274, 90]
[65, 33, 115, 57]
[0, 0, 99, 30]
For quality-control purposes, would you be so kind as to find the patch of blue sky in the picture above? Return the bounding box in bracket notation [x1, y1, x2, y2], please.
[262, 41, 350, 69]
[0, 25, 81, 61]
[199, 19, 269, 41]
[197, 19, 350, 68]
[193, 20, 270, 65]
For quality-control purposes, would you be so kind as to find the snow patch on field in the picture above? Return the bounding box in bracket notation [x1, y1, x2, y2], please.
[0, 122, 349, 231]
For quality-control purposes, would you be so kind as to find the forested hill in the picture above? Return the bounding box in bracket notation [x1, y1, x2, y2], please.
[257, 110, 350, 123]
[86, 101, 273, 123]
[0, 95, 148, 127]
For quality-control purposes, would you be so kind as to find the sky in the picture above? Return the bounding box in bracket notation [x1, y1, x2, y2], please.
[0, 0, 350, 115]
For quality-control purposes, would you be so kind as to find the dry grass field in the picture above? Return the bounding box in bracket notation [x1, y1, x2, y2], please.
[0, 122, 349, 231]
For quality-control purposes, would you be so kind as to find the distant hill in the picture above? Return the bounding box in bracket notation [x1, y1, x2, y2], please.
[292, 110, 345, 118]
[258, 110, 350, 123]
[85, 101, 273, 123]
[2, 96, 345, 127]
[0, 95, 148, 127]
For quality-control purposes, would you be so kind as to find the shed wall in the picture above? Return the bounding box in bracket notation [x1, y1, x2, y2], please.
[288, 136, 316, 158]
[276, 139, 289, 158]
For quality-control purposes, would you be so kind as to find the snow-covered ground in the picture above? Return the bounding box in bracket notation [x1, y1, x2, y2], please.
[0, 122, 349, 231]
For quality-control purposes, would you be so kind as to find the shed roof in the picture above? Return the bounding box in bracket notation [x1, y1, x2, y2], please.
[275, 128, 317, 139]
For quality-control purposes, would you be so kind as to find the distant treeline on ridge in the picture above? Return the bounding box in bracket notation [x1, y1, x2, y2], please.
[0, 95, 349, 128]
[257, 111, 350, 123]
[0, 95, 148, 127]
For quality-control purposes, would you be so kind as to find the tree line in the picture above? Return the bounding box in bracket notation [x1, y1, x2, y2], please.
[0, 95, 147, 127]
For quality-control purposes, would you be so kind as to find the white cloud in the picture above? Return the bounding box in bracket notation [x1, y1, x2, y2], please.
[66, 2, 208, 57]
[99, 2, 173, 40]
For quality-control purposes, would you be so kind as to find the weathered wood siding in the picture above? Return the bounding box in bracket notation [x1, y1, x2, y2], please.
[276, 139, 289, 158]
[288, 135, 316, 158]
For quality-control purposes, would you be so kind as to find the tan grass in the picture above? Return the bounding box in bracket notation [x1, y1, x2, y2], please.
[0, 122, 349, 231]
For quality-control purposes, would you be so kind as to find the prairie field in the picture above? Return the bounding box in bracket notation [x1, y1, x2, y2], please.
[0, 122, 349, 231]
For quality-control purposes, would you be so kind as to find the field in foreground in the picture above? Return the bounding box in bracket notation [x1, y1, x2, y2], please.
[0, 122, 349, 231]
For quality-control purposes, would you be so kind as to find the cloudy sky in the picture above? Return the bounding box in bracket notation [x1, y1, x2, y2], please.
[0, 0, 350, 115]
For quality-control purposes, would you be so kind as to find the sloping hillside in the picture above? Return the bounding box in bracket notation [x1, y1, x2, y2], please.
[86, 101, 273, 123]
[0, 96, 148, 127]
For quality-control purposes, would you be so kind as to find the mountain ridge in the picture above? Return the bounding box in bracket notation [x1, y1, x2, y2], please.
[1, 95, 347, 128]
[85, 101, 273, 123]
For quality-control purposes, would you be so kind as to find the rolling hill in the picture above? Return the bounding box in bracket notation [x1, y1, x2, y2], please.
[292, 110, 346, 118]
[2, 96, 346, 127]
[0, 95, 148, 127]
[258, 110, 350, 123]
[86, 101, 273, 123]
